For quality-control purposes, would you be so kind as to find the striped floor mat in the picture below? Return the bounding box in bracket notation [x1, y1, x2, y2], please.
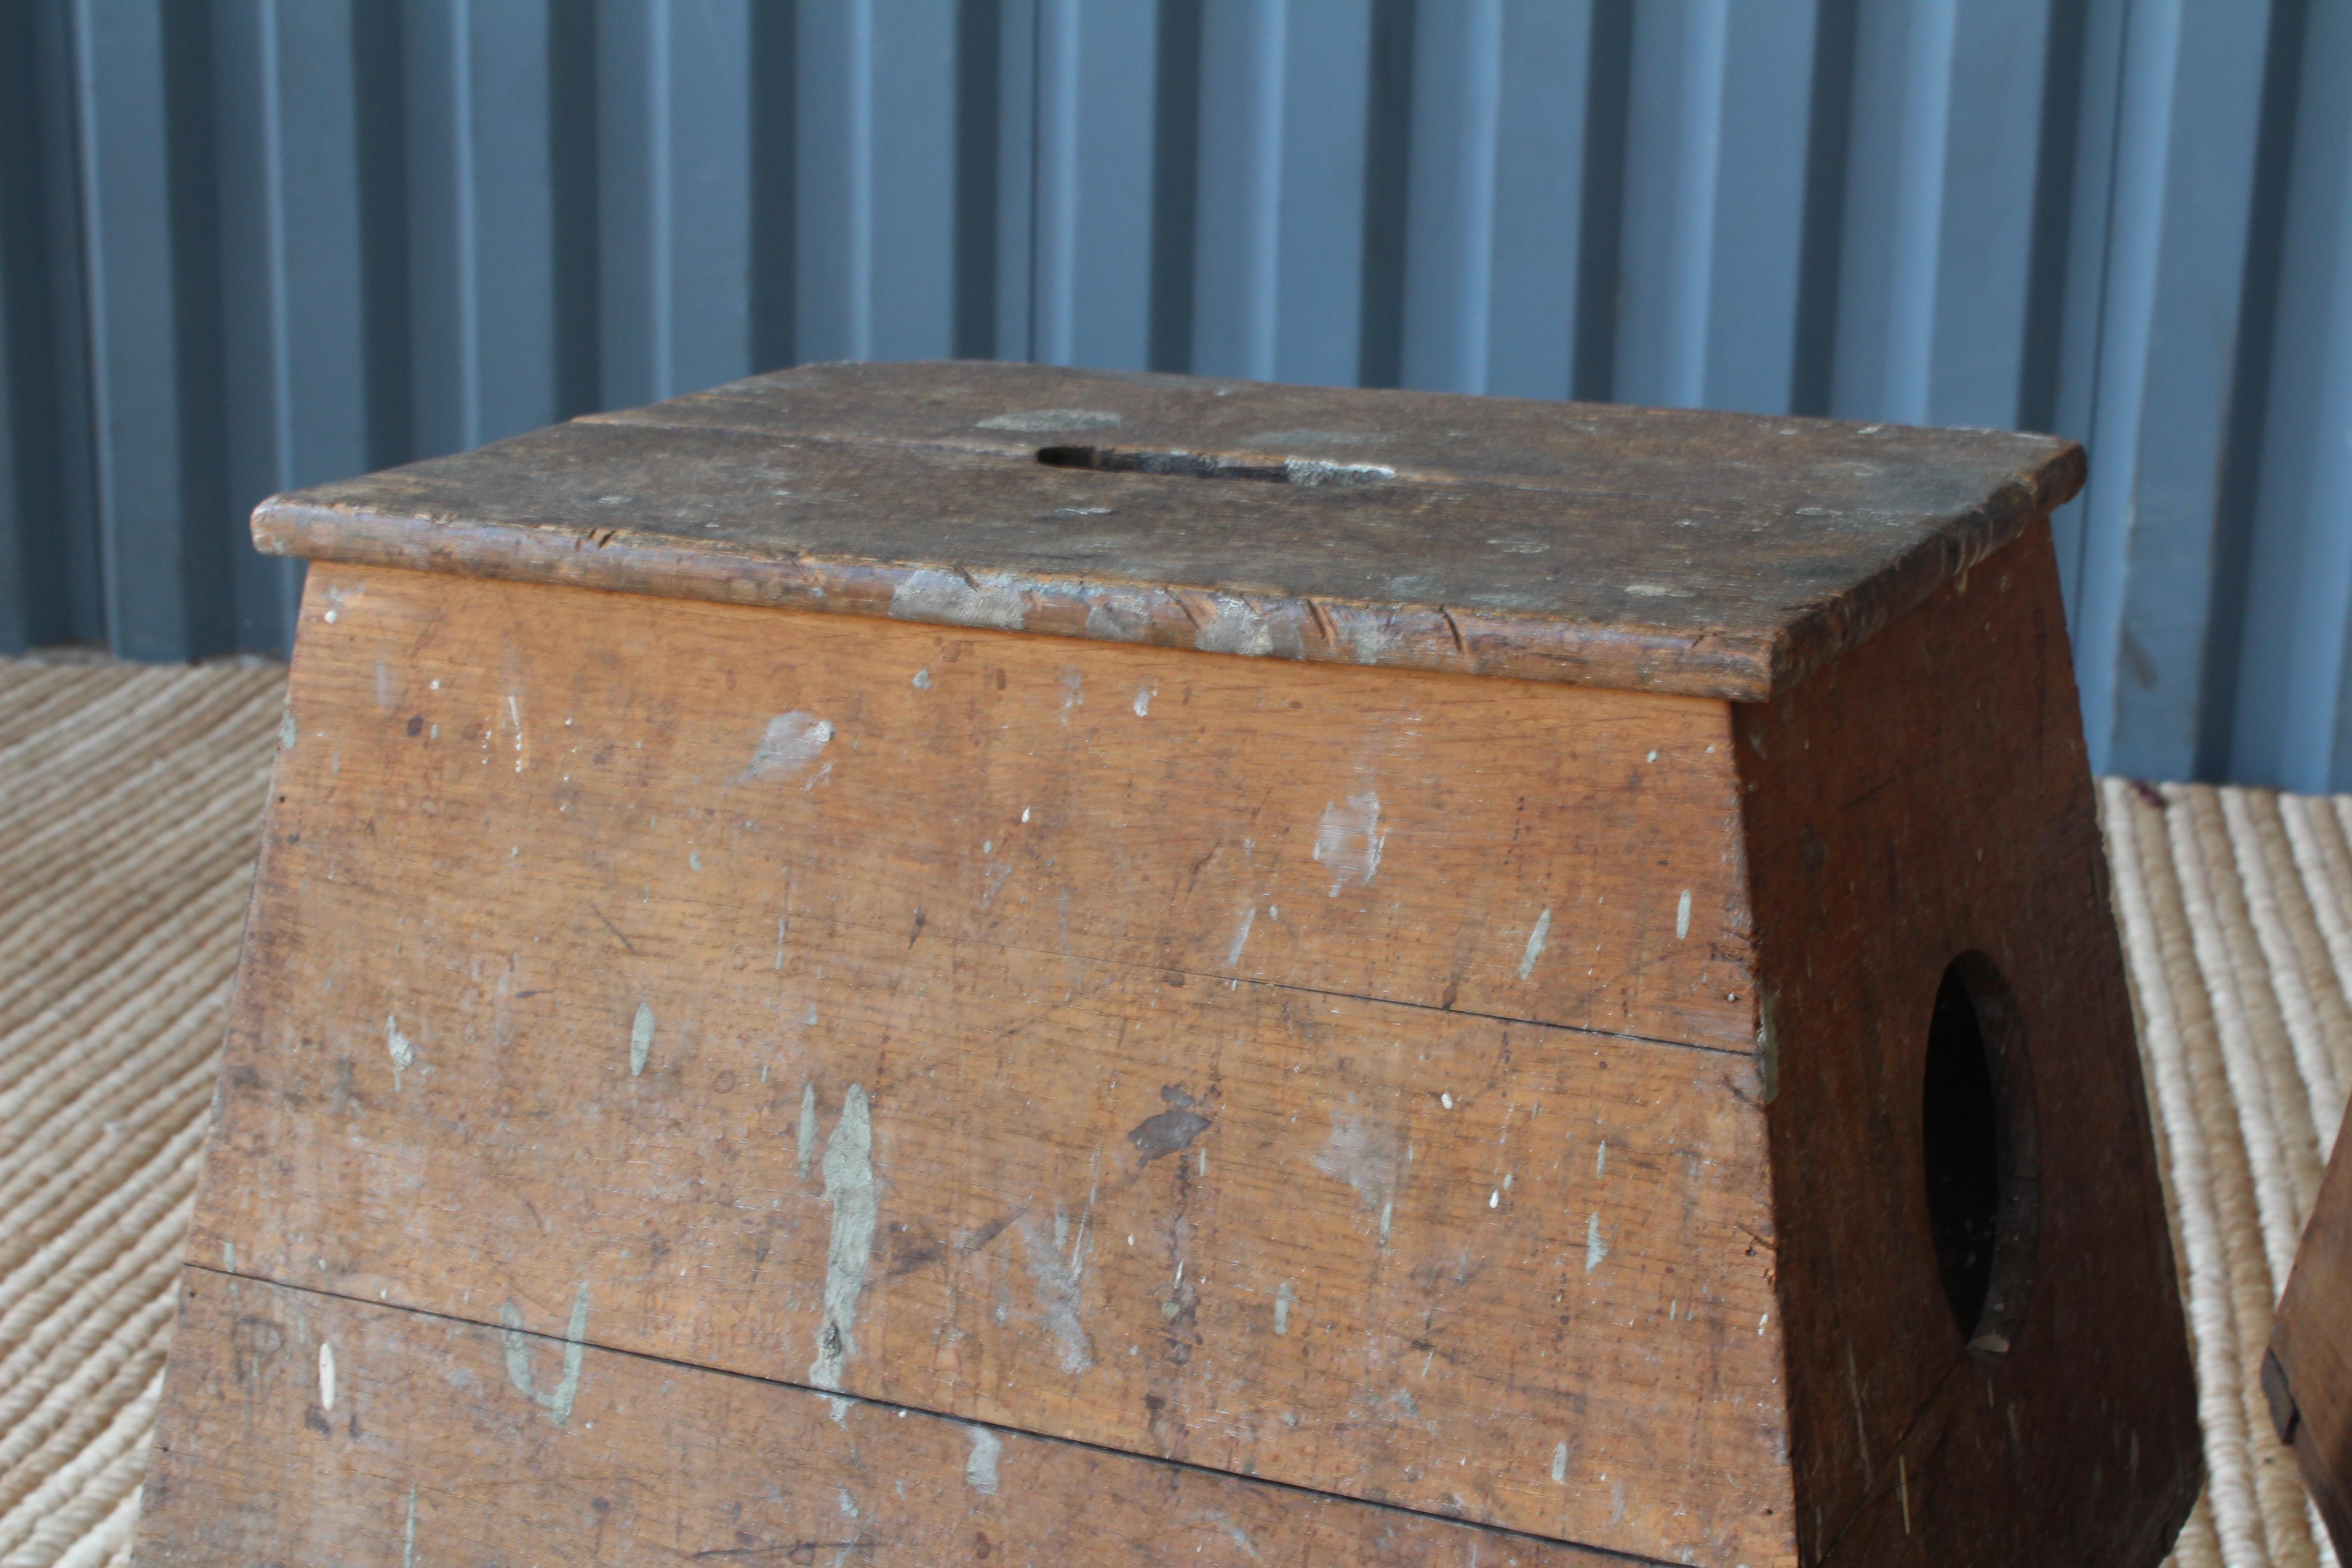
[0, 656, 2342, 1567]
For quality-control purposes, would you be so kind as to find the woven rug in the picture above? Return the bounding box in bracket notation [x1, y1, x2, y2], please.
[0, 655, 2342, 1568]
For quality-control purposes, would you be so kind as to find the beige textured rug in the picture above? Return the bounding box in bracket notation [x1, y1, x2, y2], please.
[0, 656, 2342, 1567]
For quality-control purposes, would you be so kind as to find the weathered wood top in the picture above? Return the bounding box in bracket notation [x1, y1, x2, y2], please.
[254, 360, 2082, 700]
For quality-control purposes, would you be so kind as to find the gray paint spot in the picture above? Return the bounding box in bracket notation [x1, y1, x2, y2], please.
[1519, 908, 1551, 980]
[1676, 888, 1693, 940]
[911, 667, 931, 689]
[1083, 593, 1152, 642]
[741, 711, 834, 782]
[798, 1082, 819, 1179]
[1313, 793, 1386, 895]
[279, 710, 297, 750]
[810, 1085, 876, 1391]
[1586, 1213, 1609, 1275]
[630, 1004, 654, 1077]
[1552, 1441, 1569, 1483]
[1196, 596, 1276, 657]
[890, 568, 1028, 629]
[1018, 1207, 1094, 1374]
[499, 1282, 590, 1426]
[1274, 1282, 1295, 1335]
[1315, 1108, 1403, 1243]
[964, 1425, 1002, 1493]
[318, 1342, 336, 1410]
[1127, 1107, 1211, 1165]
[385, 1015, 415, 1091]
[976, 407, 1122, 432]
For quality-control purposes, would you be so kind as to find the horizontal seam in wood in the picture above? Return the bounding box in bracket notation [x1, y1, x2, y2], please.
[184, 1261, 1696, 1568]
[538, 887, 1755, 1063]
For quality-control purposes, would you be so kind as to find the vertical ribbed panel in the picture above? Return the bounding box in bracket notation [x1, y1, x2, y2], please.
[6, 0, 2352, 789]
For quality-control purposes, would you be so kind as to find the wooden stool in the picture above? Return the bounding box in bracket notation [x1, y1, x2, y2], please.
[2269, 1108, 2352, 1555]
[136, 363, 2198, 1567]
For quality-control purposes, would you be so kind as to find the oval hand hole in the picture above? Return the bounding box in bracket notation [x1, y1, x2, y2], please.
[1921, 953, 2038, 1355]
[1036, 445, 1392, 487]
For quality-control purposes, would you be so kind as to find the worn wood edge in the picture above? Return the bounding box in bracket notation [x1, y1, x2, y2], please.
[1762, 485, 2073, 696]
[158, 1263, 1685, 1568]
[250, 498, 1786, 700]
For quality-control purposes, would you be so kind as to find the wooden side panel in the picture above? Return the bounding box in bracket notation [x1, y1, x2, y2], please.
[1737, 524, 2200, 1566]
[133, 1269, 1629, 1567]
[186, 567, 1792, 1563]
[2269, 1111, 2352, 1554]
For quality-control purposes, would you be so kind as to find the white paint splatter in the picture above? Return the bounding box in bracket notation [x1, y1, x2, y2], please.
[798, 1082, 819, 1179]
[1315, 1109, 1403, 1244]
[1283, 458, 1392, 487]
[1196, 596, 1276, 657]
[1609, 1478, 1627, 1525]
[279, 710, 297, 750]
[1018, 1207, 1094, 1373]
[964, 1425, 1002, 1493]
[500, 1282, 590, 1425]
[1274, 1282, 1295, 1335]
[1624, 583, 1695, 598]
[911, 667, 931, 689]
[385, 1016, 414, 1090]
[838, 1487, 859, 1519]
[1676, 888, 1693, 940]
[1519, 908, 1551, 980]
[1132, 686, 1153, 717]
[810, 1085, 876, 1391]
[318, 1342, 336, 1410]
[1585, 1213, 1608, 1274]
[1552, 1442, 1568, 1483]
[1225, 906, 1256, 966]
[741, 711, 834, 782]
[630, 1003, 654, 1077]
[890, 568, 1028, 629]
[403, 1485, 417, 1567]
[1312, 792, 1386, 895]
[976, 407, 1122, 432]
[1596, 1139, 1607, 1176]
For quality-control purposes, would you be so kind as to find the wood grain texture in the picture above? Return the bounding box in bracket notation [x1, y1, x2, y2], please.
[186, 565, 1791, 1563]
[2269, 1112, 2352, 1554]
[1736, 525, 2201, 1566]
[133, 1269, 1631, 1567]
[251, 362, 2082, 702]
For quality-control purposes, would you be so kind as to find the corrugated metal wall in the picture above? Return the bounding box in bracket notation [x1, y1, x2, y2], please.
[0, 0, 2345, 787]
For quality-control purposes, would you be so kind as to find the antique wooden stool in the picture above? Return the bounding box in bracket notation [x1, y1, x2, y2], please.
[2269, 1111, 2352, 1555]
[136, 363, 2198, 1567]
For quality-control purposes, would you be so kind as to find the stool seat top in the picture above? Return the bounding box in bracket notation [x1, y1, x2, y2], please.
[254, 360, 2081, 701]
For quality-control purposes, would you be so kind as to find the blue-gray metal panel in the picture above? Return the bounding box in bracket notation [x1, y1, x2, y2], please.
[1032, 0, 1159, 369]
[1617, 0, 1821, 415]
[2071, 0, 2277, 783]
[2233, 0, 2352, 792]
[1831, 0, 2054, 429]
[214, 0, 372, 652]
[599, 0, 756, 408]
[406, 0, 563, 457]
[73, 0, 229, 660]
[11, 0, 2352, 785]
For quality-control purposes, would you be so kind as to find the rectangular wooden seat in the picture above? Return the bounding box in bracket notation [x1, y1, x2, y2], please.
[134, 362, 2198, 1567]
